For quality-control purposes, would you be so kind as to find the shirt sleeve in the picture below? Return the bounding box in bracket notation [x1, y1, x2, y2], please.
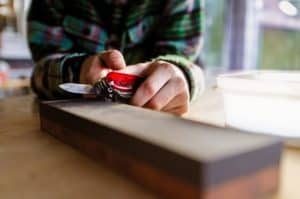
[28, 0, 88, 99]
[151, 0, 205, 101]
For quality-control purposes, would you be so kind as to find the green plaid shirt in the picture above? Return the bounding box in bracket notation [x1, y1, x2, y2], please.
[28, 0, 204, 100]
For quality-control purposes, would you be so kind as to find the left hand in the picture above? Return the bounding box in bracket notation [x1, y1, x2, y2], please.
[121, 60, 190, 116]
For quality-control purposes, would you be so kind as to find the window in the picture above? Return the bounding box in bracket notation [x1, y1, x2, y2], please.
[201, 0, 227, 83]
[202, 0, 226, 69]
[202, 0, 300, 76]
[259, 0, 300, 70]
[260, 28, 300, 70]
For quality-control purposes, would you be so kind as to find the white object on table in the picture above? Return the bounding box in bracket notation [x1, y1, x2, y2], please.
[217, 70, 300, 147]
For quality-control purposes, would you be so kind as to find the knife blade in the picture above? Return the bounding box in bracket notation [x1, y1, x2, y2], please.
[59, 83, 93, 94]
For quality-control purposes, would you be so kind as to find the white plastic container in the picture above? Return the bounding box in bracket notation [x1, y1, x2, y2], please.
[217, 70, 300, 145]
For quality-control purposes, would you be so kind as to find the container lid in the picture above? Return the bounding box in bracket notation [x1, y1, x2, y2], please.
[217, 70, 300, 97]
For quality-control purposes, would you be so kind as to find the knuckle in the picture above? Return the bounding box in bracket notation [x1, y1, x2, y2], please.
[107, 49, 121, 56]
[153, 60, 165, 66]
[102, 50, 122, 61]
[160, 62, 171, 70]
[108, 51, 122, 59]
[162, 63, 174, 74]
[154, 61, 174, 74]
[172, 76, 186, 88]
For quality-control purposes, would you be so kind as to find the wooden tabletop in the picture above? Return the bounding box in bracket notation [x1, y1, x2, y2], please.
[0, 90, 300, 199]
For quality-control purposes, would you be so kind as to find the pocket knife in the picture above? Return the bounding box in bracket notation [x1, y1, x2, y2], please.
[59, 72, 143, 103]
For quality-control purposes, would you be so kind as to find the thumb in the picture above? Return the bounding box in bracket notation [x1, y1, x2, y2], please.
[99, 50, 126, 70]
[99, 68, 113, 79]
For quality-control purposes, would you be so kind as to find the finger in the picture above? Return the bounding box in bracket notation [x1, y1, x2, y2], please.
[144, 77, 185, 110]
[88, 67, 112, 84]
[161, 92, 189, 112]
[99, 50, 126, 70]
[130, 64, 173, 106]
[165, 105, 189, 116]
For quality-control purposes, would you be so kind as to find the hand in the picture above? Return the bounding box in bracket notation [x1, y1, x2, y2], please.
[80, 50, 126, 84]
[122, 61, 190, 116]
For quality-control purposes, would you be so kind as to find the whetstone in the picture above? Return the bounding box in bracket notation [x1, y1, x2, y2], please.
[39, 100, 282, 199]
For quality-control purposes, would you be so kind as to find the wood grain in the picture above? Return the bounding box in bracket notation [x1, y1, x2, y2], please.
[1, 91, 300, 199]
[42, 117, 280, 199]
[40, 98, 282, 199]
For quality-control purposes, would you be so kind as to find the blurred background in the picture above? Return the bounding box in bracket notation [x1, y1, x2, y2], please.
[0, 0, 299, 98]
[203, 0, 300, 80]
[0, 0, 31, 98]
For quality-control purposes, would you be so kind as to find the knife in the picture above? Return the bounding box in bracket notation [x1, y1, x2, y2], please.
[59, 72, 144, 103]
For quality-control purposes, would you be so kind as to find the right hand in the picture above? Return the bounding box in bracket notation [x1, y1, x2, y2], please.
[120, 61, 190, 116]
[80, 50, 126, 85]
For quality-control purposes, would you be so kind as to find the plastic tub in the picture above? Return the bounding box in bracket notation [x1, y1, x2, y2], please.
[217, 70, 300, 145]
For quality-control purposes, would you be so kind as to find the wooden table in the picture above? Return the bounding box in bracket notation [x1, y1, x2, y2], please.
[0, 90, 300, 199]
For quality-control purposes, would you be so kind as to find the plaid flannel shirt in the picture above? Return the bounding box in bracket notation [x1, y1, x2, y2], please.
[28, 0, 204, 100]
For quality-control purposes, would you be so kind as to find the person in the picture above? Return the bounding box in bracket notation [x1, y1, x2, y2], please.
[28, 0, 204, 115]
